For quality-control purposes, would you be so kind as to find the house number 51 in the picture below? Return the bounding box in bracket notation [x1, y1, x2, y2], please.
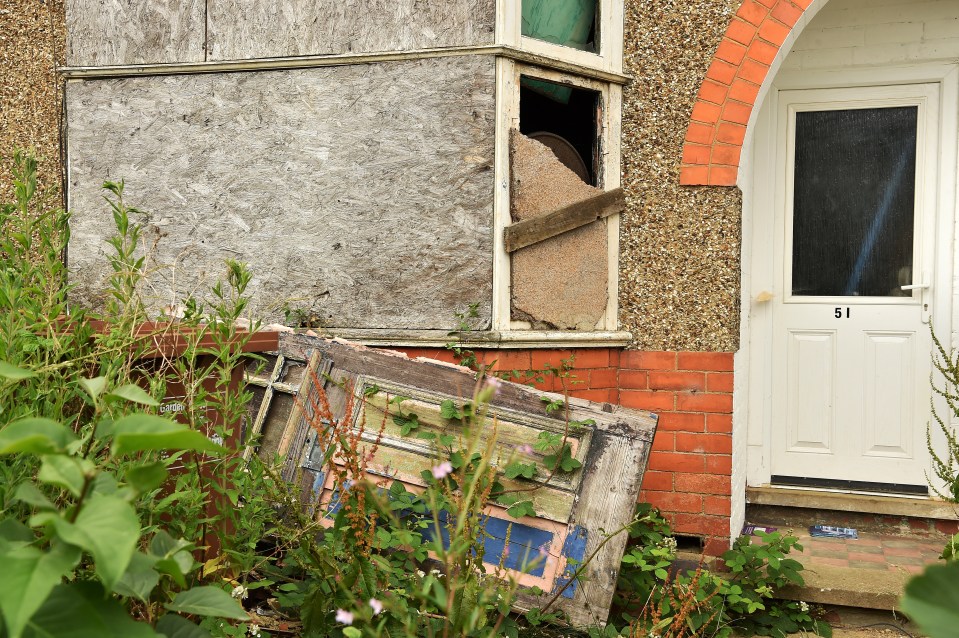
[834, 307, 850, 319]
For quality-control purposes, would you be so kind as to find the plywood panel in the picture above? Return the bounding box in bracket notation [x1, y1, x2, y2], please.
[207, 0, 496, 61]
[66, 0, 205, 66]
[66, 57, 496, 329]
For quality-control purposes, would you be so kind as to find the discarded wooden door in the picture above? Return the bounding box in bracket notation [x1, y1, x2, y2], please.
[245, 335, 657, 626]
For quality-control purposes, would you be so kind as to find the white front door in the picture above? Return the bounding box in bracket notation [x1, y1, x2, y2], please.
[769, 84, 943, 492]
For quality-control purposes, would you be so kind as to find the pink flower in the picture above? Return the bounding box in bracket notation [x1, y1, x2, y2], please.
[368, 598, 383, 615]
[431, 461, 453, 479]
[485, 376, 502, 394]
[538, 543, 549, 557]
[517, 444, 534, 455]
[502, 544, 510, 558]
[335, 609, 354, 625]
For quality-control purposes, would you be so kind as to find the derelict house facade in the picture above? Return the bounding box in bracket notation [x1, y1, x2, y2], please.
[60, 0, 959, 553]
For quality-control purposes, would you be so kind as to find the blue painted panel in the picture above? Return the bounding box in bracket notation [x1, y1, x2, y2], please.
[325, 482, 556, 578]
[421, 513, 554, 577]
[553, 525, 588, 599]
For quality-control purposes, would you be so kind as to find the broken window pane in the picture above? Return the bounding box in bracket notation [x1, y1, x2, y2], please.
[520, 77, 600, 185]
[522, 0, 598, 53]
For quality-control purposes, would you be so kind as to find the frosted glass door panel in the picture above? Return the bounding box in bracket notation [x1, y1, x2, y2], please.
[791, 107, 918, 297]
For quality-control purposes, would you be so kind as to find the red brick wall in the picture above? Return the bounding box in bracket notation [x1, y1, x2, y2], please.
[394, 346, 735, 554]
[680, 0, 815, 186]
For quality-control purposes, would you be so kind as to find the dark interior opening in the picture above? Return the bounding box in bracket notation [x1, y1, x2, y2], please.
[519, 77, 601, 185]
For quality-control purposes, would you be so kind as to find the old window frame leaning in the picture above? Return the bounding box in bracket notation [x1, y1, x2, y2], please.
[492, 0, 626, 338]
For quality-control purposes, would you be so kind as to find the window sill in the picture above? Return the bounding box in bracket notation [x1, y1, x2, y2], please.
[308, 328, 633, 349]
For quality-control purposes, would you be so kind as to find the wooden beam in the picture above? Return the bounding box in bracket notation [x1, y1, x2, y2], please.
[503, 188, 625, 253]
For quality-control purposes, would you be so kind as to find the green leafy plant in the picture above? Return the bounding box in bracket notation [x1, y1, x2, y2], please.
[926, 328, 959, 503]
[608, 506, 829, 638]
[0, 369, 248, 637]
[0, 151, 281, 637]
[262, 372, 537, 638]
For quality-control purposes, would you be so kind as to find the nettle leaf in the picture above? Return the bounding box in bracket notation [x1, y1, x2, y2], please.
[22, 581, 158, 638]
[110, 414, 225, 456]
[559, 450, 582, 473]
[0, 518, 33, 544]
[440, 400, 461, 420]
[504, 462, 537, 480]
[107, 384, 160, 407]
[49, 494, 140, 590]
[151, 531, 196, 588]
[165, 586, 248, 620]
[902, 562, 959, 638]
[79, 376, 108, 403]
[38, 455, 91, 497]
[113, 551, 161, 603]
[535, 431, 561, 452]
[0, 543, 80, 638]
[0, 361, 34, 381]
[438, 433, 456, 447]
[155, 614, 211, 638]
[126, 462, 168, 494]
[393, 412, 420, 436]
[0, 418, 77, 456]
[14, 483, 57, 511]
[506, 500, 536, 519]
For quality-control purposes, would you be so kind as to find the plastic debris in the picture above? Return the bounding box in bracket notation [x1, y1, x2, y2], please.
[809, 525, 858, 539]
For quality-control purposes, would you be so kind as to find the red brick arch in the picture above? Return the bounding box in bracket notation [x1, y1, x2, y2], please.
[680, 0, 816, 186]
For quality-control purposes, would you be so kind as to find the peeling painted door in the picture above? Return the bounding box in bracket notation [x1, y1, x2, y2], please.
[769, 84, 944, 492]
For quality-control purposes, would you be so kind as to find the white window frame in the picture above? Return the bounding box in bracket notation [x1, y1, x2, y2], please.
[491, 0, 625, 336]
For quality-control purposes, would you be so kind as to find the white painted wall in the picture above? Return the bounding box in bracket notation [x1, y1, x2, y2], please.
[785, 0, 959, 71]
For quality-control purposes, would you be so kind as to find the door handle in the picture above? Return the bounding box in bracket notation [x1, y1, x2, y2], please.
[901, 283, 930, 291]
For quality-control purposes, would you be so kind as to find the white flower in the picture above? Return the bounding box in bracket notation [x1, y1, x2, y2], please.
[231, 585, 248, 600]
[369, 598, 383, 615]
[799, 601, 809, 613]
[248, 625, 260, 637]
[335, 609, 354, 625]
[431, 461, 453, 479]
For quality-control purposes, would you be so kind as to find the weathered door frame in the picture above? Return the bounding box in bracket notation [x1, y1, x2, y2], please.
[738, 62, 959, 495]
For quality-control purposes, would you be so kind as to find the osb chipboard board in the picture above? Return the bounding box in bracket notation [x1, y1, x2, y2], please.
[245, 334, 657, 627]
[65, 0, 205, 66]
[208, 0, 496, 61]
[65, 56, 496, 329]
[510, 131, 608, 330]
